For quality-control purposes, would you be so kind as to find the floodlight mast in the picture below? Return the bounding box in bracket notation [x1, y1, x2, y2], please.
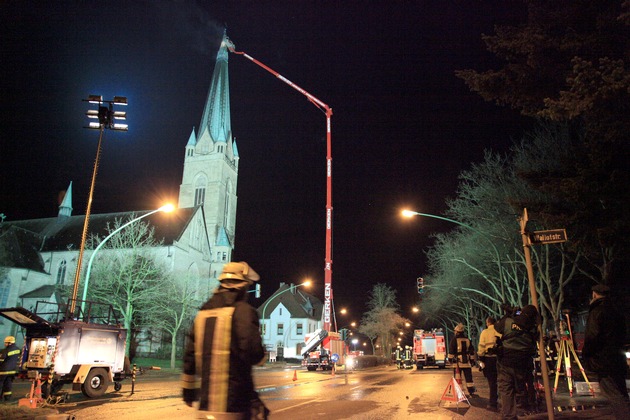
[226, 38, 335, 333]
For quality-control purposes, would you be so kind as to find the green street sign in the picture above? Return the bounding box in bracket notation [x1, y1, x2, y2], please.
[529, 229, 567, 245]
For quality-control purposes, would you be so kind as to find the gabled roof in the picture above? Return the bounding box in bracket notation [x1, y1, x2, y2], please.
[0, 225, 46, 272]
[20, 285, 56, 299]
[258, 283, 323, 321]
[0, 207, 199, 264]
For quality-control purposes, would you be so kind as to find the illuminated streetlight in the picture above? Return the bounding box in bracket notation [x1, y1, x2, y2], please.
[80, 204, 174, 314]
[351, 338, 359, 351]
[69, 95, 129, 316]
[401, 209, 505, 298]
[261, 280, 311, 338]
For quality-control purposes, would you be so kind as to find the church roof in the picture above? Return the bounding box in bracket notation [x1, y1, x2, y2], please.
[20, 284, 56, 299]
[0, 207, 199, 269]
[257, 283, 323, 321]
[198, 32, 232, 144]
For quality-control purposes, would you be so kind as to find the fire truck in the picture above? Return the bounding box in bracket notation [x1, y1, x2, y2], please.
[0, 300, 128, 399]
[412, 329, 447, 369]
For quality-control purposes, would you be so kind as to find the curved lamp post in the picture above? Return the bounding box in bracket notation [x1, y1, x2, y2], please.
[401, 209, 505, 298]
[261, 280, 311, 339]
[80, 204, 174, 314]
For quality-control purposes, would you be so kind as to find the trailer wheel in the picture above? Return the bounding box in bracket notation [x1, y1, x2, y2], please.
[81, 368, 109, 398]
[114, 381, 122, 392]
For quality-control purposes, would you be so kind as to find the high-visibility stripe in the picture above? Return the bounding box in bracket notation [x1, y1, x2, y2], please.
[181, 373, 200, 389]
[7, 350, 20, 357]
[194, 306, 235, 412]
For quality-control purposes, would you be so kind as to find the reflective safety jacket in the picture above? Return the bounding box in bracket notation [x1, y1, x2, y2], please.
[448, 333, 475, 368]
[0, 343, 20, 375]
[182, 289, 265, 413]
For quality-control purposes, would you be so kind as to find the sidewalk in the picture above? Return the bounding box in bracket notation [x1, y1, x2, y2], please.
[467, 370, 617, 419]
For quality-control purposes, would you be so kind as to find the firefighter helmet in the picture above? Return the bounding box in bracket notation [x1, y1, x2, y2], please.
[218, 262, 260, 289]
[4, 336, 15, 345]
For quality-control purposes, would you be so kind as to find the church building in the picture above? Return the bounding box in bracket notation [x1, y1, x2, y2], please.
[0, 34, 238, 343]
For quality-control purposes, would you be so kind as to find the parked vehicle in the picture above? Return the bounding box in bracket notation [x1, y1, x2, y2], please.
[0, 300, 128, 398]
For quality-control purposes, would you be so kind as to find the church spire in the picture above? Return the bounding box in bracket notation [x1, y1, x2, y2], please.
[198, 30, 232, 143]
[58, 181, 73, 217]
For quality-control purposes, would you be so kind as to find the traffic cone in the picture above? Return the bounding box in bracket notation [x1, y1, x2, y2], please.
[293, 369, 297, 381]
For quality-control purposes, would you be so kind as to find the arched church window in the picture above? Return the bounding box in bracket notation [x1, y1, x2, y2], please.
[56, 260, 67, 285]
[194, 175, 207, 207]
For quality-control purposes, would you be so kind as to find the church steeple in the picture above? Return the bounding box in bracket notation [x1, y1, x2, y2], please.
[198, 31, 232, 144]
[58, 181, 73, 217]
[178, 30, 239, 276]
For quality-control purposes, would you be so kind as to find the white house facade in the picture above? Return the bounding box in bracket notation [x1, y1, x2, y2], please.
[258, 283, 323, 360]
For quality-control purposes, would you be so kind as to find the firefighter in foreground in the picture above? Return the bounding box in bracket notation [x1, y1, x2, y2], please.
[448, 323, 476, 396]
[0, 336, 20, 402]
[182, 262, 268, 419]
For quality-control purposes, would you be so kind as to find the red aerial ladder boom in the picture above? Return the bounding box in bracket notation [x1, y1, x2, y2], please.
[225, 37, 335, 333]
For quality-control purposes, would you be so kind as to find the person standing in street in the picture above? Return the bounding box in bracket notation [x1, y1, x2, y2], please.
[494, 305, 539, 420]
[448, 323, 476, 396]
[0, 336, 21, 402]
[478, 316, 501, 412]
[182, 262, 268, 419]
[582, 284, 630, 420]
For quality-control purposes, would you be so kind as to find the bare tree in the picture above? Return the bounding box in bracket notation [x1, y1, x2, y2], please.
[85, 215, 168, 356]
[358, 284, 409, 358]
[143, 273, 211, 368]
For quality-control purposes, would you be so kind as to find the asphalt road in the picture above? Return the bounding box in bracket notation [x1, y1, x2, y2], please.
[2, 364, 616, 419]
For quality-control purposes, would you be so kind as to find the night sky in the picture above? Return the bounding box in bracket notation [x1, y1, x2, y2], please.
[1, 1, 531, 321]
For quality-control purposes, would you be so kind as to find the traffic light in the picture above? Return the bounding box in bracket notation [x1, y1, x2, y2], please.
[417, 277, 424, 294]
[340, 328, 348, 341]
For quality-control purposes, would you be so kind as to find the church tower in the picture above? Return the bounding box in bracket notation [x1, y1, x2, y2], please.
[178, 32, 238, 278]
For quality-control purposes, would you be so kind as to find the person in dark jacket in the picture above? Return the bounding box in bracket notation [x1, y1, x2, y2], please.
[182, 262, 268, 419]
[495, 305, 539, 420]
[448, 323, 476, 395]
[0, 336, 21, 402]
[582, 284, 629, 419]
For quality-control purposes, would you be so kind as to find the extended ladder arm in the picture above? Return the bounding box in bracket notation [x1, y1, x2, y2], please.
[226, 37, 335, 333]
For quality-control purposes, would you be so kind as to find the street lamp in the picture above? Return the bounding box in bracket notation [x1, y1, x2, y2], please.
[80, 204, 174, 314]
[351, 338, 358, 351]
[69, 95, 128, 316]
[261, 280, 311, 338]
[401, 209, 505, 298]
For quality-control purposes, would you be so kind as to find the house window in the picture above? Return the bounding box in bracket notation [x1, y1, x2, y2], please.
[277, 323, 284, 335]
[56, 260, 67, 285]
[296, 323, 303, 335]
[222, 252, 227, 261]
[279, 308, 282, 316]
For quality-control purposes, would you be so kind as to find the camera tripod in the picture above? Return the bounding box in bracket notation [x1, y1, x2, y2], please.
[552, 314, 593, 396]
